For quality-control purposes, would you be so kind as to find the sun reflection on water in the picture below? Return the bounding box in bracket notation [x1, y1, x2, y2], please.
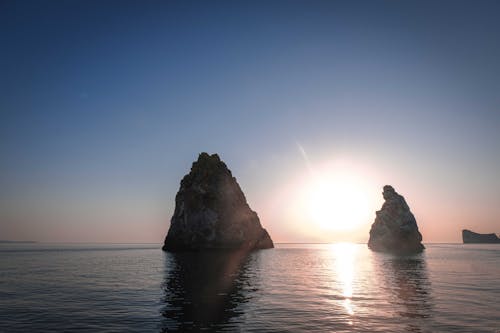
[331, 242, 357, 322]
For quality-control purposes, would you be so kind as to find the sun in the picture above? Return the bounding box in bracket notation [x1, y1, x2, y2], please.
[305, 171, 372, 231]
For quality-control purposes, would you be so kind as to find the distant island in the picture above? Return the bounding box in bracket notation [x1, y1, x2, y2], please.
[462, 230, 500, 244]
[0, 240, 37, 243]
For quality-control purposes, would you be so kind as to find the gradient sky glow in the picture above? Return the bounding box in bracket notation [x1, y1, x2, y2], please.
[1, 0, 499, 243]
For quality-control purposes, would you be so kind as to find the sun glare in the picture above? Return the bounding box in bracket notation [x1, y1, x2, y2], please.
[305, 171, 371, 231]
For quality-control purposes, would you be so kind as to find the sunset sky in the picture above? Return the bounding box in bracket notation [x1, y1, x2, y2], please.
[1, 0, 499, 243]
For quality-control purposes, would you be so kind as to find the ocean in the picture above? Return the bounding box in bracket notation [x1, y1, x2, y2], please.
[0, 243, 498, 332]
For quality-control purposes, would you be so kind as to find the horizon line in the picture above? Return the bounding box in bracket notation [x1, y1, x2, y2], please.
[0, 241, 469, 245]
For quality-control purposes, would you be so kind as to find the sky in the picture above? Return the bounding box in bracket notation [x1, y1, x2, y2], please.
[1, 0, 499, 243]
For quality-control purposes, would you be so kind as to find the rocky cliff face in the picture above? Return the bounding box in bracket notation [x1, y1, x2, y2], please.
[163, 153, 274, 251]
[462, 229, 500, 243]
[368, 185, 424, 253]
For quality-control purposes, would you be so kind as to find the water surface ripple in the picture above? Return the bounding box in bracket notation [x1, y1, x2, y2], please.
[0, 243, 498, 332]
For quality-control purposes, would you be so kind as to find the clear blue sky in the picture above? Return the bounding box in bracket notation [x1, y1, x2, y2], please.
[1, 0, 499, 242]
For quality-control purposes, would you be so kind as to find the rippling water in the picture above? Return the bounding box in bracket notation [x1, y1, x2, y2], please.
[0, 243, 499, 332]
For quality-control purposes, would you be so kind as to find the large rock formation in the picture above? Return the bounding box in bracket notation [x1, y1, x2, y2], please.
[462, 229, 500, 243]
[163, 153, 274, 251]
[368, 185, 424, 253]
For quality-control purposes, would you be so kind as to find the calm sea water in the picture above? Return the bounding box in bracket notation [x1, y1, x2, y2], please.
[0, 243, 498, 332]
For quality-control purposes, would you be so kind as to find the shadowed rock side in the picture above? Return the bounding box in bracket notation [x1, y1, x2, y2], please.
[462, 229, 500, 243]
[368, 185, 424, 254]
[163, 153, 273, 251]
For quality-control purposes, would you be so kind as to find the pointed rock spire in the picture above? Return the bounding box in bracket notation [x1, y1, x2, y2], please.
[163, 153, 274, 251]
[368, 185, 424, 253]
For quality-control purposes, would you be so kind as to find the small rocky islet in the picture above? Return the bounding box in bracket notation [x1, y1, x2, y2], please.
[462, 229, 500, 243]
[163, 152, 273, 251]
[368, 185, 425, 254]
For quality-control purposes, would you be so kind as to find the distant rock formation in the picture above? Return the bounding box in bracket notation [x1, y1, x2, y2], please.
[462, 229, 500, 243]
[163, 153, 274, 251]
[368, 185, 424, 253]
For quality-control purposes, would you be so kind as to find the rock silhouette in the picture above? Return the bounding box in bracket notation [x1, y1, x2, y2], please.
[462, 229, 500, 243]
[163, 153, 273, 251]
[368, 185, 424, 253]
